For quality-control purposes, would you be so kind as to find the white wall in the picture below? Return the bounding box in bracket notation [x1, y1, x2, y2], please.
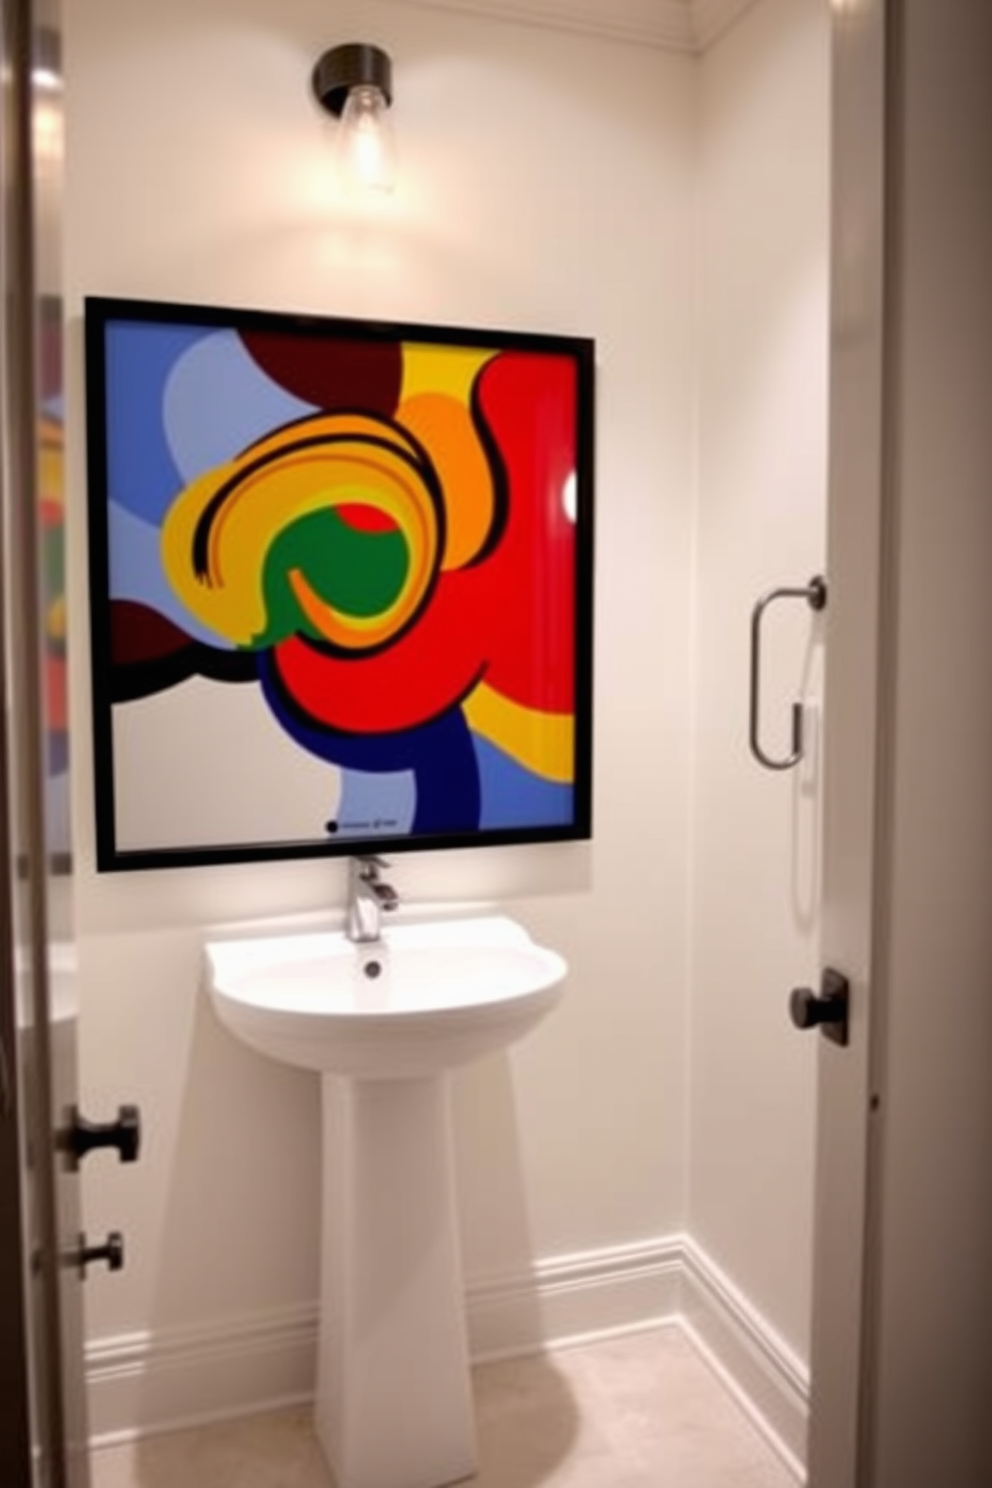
[64, 0, 830, 1443]
[64, 0, 697, 1410]
[690, 0, 829, 1360]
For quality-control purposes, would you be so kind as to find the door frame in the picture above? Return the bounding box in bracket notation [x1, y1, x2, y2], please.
[0, 0, 85, 1484]
[808, 0, 891, 1484]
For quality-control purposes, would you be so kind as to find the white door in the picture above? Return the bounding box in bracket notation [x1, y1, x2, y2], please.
[812, 0, 992, 1484]
[810, 2, 992, 1484]
[805, 1, 888, 1484]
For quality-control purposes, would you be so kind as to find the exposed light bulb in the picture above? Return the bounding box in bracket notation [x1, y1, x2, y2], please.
[339, 84, 396, 193]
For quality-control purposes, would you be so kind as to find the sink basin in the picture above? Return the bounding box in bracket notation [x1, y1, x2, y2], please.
[205, 914, 567, 1080]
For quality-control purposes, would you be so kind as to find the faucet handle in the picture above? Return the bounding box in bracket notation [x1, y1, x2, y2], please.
[354, 853, 390, 879]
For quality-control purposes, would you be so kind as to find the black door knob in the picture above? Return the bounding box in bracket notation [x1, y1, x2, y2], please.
[76, 1231, 125, 1279]
[65, 1104, 141, 1167]
[788, 969, 850, 1046]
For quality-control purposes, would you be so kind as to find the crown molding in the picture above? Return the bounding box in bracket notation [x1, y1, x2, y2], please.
[400, 0, 694, 51]
[691, 0, 762, 48]
[399, 0, 759, 53]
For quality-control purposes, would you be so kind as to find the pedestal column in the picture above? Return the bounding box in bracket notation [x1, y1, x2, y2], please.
[316, 1074, 478, 1488]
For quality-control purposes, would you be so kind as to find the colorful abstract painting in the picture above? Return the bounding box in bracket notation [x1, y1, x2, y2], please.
[84, 298, 594, 870]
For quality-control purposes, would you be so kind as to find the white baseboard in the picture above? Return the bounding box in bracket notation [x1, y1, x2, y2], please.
[679, 1237, 809, 1479]
[87, 1234, 808, 1480]
[465, 1234, 683, 1360]
[86, 1304, 318, 1445]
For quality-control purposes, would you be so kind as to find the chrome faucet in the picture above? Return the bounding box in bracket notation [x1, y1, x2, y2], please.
[347, 855, 399, 944]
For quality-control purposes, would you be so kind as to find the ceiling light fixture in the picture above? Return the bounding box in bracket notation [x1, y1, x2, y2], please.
[311, 43, 396, 194]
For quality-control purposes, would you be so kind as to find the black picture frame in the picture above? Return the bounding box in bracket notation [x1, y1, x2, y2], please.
[84, 296, 595, 871]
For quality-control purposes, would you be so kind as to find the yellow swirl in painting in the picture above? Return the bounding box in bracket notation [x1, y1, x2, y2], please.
[161, 414, 442, 651]
[399, 344, 499, 570]
[462, 682, 574, 783]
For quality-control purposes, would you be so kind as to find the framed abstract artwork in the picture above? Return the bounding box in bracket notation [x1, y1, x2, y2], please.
[84, 297, 595, 871]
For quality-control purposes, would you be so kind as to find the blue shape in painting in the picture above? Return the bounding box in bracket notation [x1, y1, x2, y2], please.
[472, 735, 573, 829]
[258, 654, 482, 835]
[104, 321, 209, 524]
[107, 500, 232, 648]
[163, 330, 318, 483]
[401, 710, 481, 834]
[335, 770, 416, 839]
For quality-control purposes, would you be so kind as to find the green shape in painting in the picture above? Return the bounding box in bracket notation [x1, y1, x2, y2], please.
[255, 505, 409, 646]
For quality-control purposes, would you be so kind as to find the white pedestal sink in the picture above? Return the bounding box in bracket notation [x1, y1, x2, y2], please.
[205, 915, 567, 1488]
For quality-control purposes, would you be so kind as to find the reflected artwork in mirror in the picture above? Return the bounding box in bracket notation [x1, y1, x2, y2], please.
[84, 298, 595, 870]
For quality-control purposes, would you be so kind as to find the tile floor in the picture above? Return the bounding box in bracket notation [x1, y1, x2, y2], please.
[89, 1328, 800, 1488]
